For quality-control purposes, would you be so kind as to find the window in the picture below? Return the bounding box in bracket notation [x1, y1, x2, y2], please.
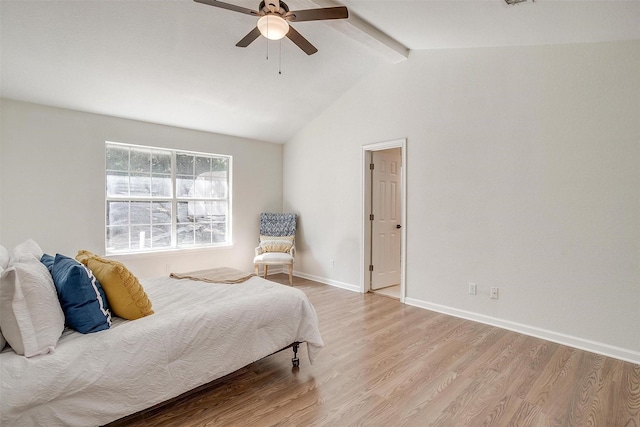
[105, 142, 231, 254]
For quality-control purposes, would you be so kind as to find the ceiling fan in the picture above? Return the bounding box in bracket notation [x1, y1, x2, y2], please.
[194, 0, 349, 55]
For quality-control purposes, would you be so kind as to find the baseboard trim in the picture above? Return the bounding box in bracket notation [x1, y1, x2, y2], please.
[283, 271, 639, 364]
[293, 270, 360, 293]
[405, 298, 640, 365]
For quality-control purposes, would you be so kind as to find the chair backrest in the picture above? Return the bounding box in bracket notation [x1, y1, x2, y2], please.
[259, 213, 297, 237]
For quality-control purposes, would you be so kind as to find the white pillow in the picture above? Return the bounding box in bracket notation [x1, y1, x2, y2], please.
[0, 274, 5, 350]
[0, 262, 65, 357]
[10, 239, 44, 264]
[0, 245, 8, 272]
[0, 246, 8, 350]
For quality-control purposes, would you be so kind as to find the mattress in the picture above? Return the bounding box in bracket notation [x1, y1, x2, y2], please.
[0, 275, 323, 426]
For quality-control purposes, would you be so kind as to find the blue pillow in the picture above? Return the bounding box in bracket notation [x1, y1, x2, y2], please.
[51, 254, 112, 334]
[40, 253, 55, 272]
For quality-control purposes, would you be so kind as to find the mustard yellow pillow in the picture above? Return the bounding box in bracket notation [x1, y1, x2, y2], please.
[259, 235, 294, 253]
[75, 250, 153, 320]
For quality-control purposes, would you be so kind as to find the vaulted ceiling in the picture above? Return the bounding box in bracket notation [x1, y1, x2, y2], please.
[2, 0, 638, 143]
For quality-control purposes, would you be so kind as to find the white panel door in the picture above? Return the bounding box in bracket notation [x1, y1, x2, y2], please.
[371, 149, 402, 290]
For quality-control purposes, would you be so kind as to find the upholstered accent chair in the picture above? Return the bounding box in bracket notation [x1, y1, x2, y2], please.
[253, 213, 297, 285]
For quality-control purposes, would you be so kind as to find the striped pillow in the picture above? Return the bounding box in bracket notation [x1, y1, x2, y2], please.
[259, 235, 294, 253]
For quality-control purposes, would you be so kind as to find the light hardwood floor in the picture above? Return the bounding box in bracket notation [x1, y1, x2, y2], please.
[109, 274, 640, 427]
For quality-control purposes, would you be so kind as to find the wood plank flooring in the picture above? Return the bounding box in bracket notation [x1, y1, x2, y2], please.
[109, 274, 640, 427]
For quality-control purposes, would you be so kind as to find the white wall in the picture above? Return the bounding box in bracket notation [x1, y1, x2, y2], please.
[0, 99, 283, 278]
[284, 40, 640, 362]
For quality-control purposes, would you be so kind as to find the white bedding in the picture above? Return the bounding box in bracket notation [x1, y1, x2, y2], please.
[0, 275, 323, 426]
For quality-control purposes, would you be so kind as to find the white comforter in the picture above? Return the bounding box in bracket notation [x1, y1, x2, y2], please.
[0, 275, 323, 426]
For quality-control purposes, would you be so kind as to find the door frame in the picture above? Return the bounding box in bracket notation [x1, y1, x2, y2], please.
[361, 138, 407, 303]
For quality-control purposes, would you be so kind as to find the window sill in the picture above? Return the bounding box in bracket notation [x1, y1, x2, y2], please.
[106, 244, 234, 261]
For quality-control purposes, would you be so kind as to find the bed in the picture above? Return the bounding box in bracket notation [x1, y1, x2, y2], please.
[0, 273, 324, 426]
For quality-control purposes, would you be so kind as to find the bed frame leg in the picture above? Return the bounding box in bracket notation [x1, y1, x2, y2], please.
[292, 342, 300, 368]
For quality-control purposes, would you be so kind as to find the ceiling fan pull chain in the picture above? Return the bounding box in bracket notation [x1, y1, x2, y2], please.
[265, 16, 270, 60]
[279, 39, 282, 75]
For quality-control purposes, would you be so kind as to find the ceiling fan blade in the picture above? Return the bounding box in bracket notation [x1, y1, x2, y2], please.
[285, 6, 348, 22]
[236, 27, 262, 47]
[194, 0, 261, 17]
[286, 26, 318, 55]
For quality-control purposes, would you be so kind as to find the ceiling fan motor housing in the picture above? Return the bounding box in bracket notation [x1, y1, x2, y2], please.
[259, 1, 289, 16]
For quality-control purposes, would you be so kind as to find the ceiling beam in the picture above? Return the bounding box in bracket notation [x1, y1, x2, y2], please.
[299, 0, 409, 63]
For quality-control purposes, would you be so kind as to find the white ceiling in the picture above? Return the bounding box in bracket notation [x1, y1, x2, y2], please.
[1, 0, 639, 143]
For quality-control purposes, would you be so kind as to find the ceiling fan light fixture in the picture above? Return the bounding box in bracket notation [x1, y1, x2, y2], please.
[257, 15, 289, 40]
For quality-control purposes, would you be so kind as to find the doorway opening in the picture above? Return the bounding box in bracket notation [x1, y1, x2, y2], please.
[361, 139, 406, 303]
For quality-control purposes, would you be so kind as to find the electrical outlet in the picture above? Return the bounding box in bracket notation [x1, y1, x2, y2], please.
[468, 283, 477, 295]
[490, 287, 499, 299]
[165, 264, 171, 273]
[330, 259, 335, 268]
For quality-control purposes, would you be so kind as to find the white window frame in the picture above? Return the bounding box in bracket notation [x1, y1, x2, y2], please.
[105, 141, 232, 255]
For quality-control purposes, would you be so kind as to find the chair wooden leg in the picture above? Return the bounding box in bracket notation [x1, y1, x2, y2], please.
[288, 264, 293, 285]
[254, 264, 259, 276]
[264, 265, 268, 278]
